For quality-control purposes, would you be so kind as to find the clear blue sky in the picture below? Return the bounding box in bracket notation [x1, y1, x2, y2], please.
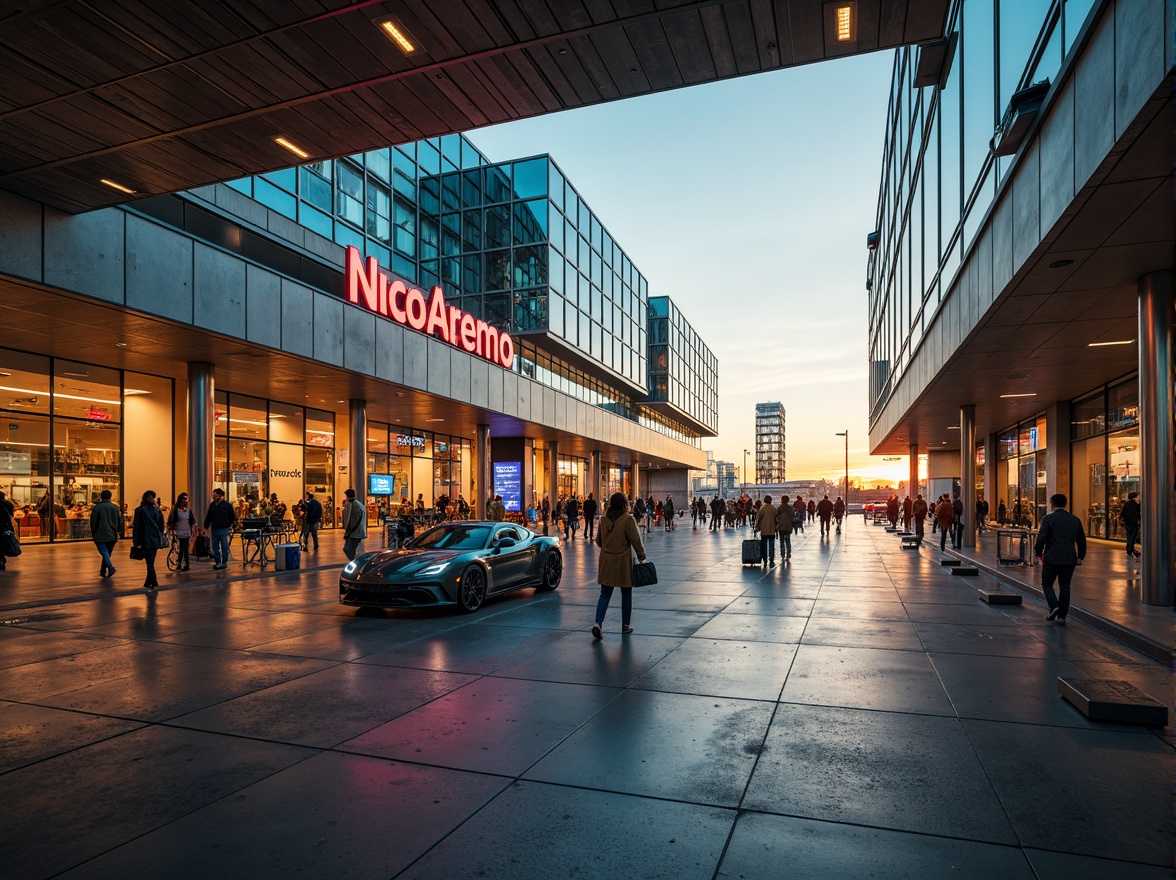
[470, 50, 898, 483]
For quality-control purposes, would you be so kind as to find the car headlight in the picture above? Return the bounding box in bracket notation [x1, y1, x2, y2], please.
[342, 560, 360, 576]
[415, 561, 450, 577]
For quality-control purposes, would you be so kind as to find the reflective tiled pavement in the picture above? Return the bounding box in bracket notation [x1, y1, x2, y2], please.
[1, 521, 1172, 878]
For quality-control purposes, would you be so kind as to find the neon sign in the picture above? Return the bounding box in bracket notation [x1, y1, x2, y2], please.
[345, 246, 514, 369]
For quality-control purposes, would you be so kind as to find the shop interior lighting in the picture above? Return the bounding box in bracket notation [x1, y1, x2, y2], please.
[0, 385, 121, 406]
[1000, 393, 1038, 398]
[273, 137, 310, 159]
[1087, 340, 1134, 347]
[377, 18, 419, 54]
[100, 178, 136, 195]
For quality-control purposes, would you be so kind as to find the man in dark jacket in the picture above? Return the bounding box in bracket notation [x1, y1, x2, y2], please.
[817, 495, 834, 535]
[0, 489, 14, 571]
[89, 489, 122, 578]
[1120, 492, 1141, 560]
[300, 491, 323, 551]
[1034, 494, 1086, 626]
[582, 493, 598, 541]
[952, 495, 965, 548]
[203, 488, 237, 570]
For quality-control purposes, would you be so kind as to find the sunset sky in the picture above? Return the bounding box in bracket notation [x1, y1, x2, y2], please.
[471, 50, 906, 484]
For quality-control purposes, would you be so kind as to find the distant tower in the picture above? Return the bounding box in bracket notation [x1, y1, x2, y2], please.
[755, 402, 786, 483]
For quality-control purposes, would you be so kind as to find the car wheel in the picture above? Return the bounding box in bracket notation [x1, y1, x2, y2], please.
[536, 550, 562, 591]
[458, 564, 486, 613]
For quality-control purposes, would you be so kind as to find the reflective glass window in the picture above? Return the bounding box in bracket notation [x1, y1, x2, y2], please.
[54, 361, 120, 422]
[0, 348, 50, 414]
[306, 409, 334, 447]
[1108, 381, 1139, 431]
[484, 249, 511, 290]
[228, 394, 267, 439]
[939, 24, 962, 257]
[418, 140, 441, 176]
[268, 402, 304, 444]
[485, 204, 511, 249]
[514, 199, 547, 243]
[999, 0, 1052, 112]
[513, 245, 547, 287]
[512, 159, 547, 199]
[962, 0, 995, 199]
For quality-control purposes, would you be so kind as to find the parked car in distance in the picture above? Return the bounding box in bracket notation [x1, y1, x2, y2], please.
[339, 521, 562, 613]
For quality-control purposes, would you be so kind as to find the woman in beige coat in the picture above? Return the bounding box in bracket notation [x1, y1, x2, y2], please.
[593, 492, 647, 639]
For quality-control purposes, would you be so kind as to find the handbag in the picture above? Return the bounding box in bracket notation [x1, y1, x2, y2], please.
[1, 529, 21, 558]
[129, 545, 145, 560]
[633, 560, 658, 587]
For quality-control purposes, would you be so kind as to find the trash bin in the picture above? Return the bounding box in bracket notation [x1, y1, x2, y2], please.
[996, 529, 1028, 565]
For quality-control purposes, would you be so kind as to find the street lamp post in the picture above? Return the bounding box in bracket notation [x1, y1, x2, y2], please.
[743, 449, 749, 498]
[835, 432, 848, 506]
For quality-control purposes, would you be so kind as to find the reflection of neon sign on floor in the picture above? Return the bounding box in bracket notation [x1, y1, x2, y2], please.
[346, 246, 514, 368]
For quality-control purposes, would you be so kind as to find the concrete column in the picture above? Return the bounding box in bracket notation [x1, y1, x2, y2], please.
[984, 432, 999, 519]
[522, 439, 535, 511]
[590, 450, 602, 503]
[548, 440, 559, 504]
[476, 424, 491, 519]
[348, 400, 366, 504]
[960, 405, 976, 548]
[1138, 271, 1174, 605]
[186, 362, 214, 524]
[1045, 401, 1072, 507]
[908, 444, 919, 499]
[632, 460, 639, 500]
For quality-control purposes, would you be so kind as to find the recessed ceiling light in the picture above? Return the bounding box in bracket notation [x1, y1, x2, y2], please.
[835, 3, 856, 42]
[376, 18, 419, 54]
[1048, 259, 1075, 269]
[1087, 340, 1134, 347]
[274, 136, 310, 159]
[947, 425, 960, 430]
[100, 178, 136, 194]
[115, 342, 127, 347]
[999, 393, 1038, 398]
[426, 418, 444, 422]
[61, 370, 89, 379]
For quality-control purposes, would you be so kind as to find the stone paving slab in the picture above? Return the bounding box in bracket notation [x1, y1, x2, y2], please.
[1, 519, 1170, 878]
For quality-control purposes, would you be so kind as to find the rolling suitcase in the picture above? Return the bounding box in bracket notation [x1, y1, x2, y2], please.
[742, 538, 762, 566]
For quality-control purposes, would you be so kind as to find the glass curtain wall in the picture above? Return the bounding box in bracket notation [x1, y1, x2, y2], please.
[867, 0, 1105, 417]
[364, 425, 467, 524]
[1070, 378, 1140, 539]
[995, 413, 1047, 527]
[0, 347, 173, 543]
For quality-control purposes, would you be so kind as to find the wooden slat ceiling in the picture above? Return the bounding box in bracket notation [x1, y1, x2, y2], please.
[0, 0, 949, 213]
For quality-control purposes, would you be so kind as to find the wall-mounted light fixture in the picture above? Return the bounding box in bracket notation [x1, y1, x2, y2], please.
[991, 80, 1050, 156]
[866, 231, 879, 250]
[375, 17, 421, 55]
[913, 34, 958, 89]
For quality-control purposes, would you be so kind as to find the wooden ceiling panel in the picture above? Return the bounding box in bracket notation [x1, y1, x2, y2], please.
[0, 0, 951, 213]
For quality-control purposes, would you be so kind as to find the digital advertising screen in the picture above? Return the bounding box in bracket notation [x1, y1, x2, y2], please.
[369, 473, 396, 496]
[492, 461, 522, 512]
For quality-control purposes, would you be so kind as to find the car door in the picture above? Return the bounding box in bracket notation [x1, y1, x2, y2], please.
[486, 525, 533, 589]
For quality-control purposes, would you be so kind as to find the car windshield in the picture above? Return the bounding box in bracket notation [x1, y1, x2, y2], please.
[411, 524, 492, 550]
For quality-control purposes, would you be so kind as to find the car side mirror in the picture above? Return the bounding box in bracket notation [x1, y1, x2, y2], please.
[495, 536, 517, 548]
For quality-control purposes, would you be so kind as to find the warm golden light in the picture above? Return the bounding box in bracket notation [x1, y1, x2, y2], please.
[273, 136, 310, 159]
[100, 178, 135, 194]
[380, 20, 416, 54]
[1087, 339, 1134, 347]
[999, 393, 1038, 398]
[836, 5, 854, 42]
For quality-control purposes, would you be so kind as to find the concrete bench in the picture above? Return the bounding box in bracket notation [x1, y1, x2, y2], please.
[1057, 678, 1169, 726]
[949, 566, 979, 576]
[978, 588, 1022, 605]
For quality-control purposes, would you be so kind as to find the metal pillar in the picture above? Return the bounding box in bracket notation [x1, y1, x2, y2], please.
[908, 444, 919, 500]
[1138, 271, 1174, 605]
[548, 440, 559, 505]
[590, 450, 602, 503]
[186, 362, 214, 522]
[348, 399, 366, 504]
[960, 405, 976, 548]
[476, 424, 491, 519]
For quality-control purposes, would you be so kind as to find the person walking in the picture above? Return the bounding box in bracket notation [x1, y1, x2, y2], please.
[976, 495, 990, 533]
[89, 489, 121, 578]
[775, 494, 794, 560]
[203, 488, 237, 570]
[592, 493, 647, 639]
[1034, 494, 1086, 626]
[488, 495, 506, 522]
[300, 491, 323, 551]
[952, 494, 965, 548]
[793, 496, 806, 534]
[709, 496, 722, 531]
[902, 495, 913, 531]
[807, 499, 816, 523]
[565, 494, 579, 538]
[1120, 492, 1141, 560]
[912, 493, 928, 540]
[833, 496, 846, 533]
[341, 488, 367, 560]
[935, 495, 955, 551]
[167, 492, 196, 571]
[755, 495, 778, 566]
[633, 496, 647, 534]
[582, 493, 598, 541]
[664, 495, 675, 531]
[817, 494, 833, 536]
[0, 489, 16, 571]
[131, 490, 167, 592]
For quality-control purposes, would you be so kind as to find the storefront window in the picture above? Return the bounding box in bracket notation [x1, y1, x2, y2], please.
[268, 402, 304, 444]
[1071, 390, 1105, 439]
[1071, 434, 1106, 537]
[1107, 429, 1140, 539]
[228, 439, 266, 511]
[0, 349, 50, 414]
[1, 414, 51, 542]
[228, 394, 268, 439]
[1067, 376, 1141, 542]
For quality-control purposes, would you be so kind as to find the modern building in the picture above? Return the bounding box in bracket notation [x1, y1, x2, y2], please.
[754, 401, 787, 483]
[0, 130, 716, 542]
[866, 0, 1173, 603]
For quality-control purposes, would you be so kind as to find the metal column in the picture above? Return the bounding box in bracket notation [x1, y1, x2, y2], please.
[1138, 271, 1174, 605]
[186, 362, 214, 522]
[590, 450, 602, 503]
[908, 444, 919, 500]
[548, 440, 559, 505]
[960, 405, 976, 548]
[476, 424, 491, 519]
[348, 399, 366, 503]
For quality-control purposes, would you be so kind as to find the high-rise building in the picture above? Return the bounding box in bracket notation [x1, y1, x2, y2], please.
[715, 461, 738, 499]
[755, 402, 786, 483]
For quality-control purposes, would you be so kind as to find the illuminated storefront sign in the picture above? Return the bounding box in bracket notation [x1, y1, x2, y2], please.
[345, 246, 514, 369]
[395, 434, 425, 449]
[493, 461, 522, 512]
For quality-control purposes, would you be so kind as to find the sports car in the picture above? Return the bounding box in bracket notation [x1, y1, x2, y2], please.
[339, 520, 562, 612]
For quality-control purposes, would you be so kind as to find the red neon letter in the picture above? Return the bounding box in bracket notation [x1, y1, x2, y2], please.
[448, 306, 461, 343]
[406, 288, 428, 330]
[345, 246, 379, 311]
[425, 286, 449, 341]
[388, 280, 407, 323]
[460, 313, 477, 352]
[476, 320, 498, 361]
[498, 332, 514, 368]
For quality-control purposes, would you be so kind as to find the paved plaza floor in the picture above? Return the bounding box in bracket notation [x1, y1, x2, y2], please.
[1, 519, 1172, 878]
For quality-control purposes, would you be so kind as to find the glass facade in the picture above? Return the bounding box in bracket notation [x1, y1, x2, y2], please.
[364, 423, 468, 524]
[0, 347, 174, 542]
[1070, 376, 1140, 539]
[867, 0, 1101, 418]
[993, 413, 1048, 528]
[229, 139, 712, 444]
[646, 297, 719, 435]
